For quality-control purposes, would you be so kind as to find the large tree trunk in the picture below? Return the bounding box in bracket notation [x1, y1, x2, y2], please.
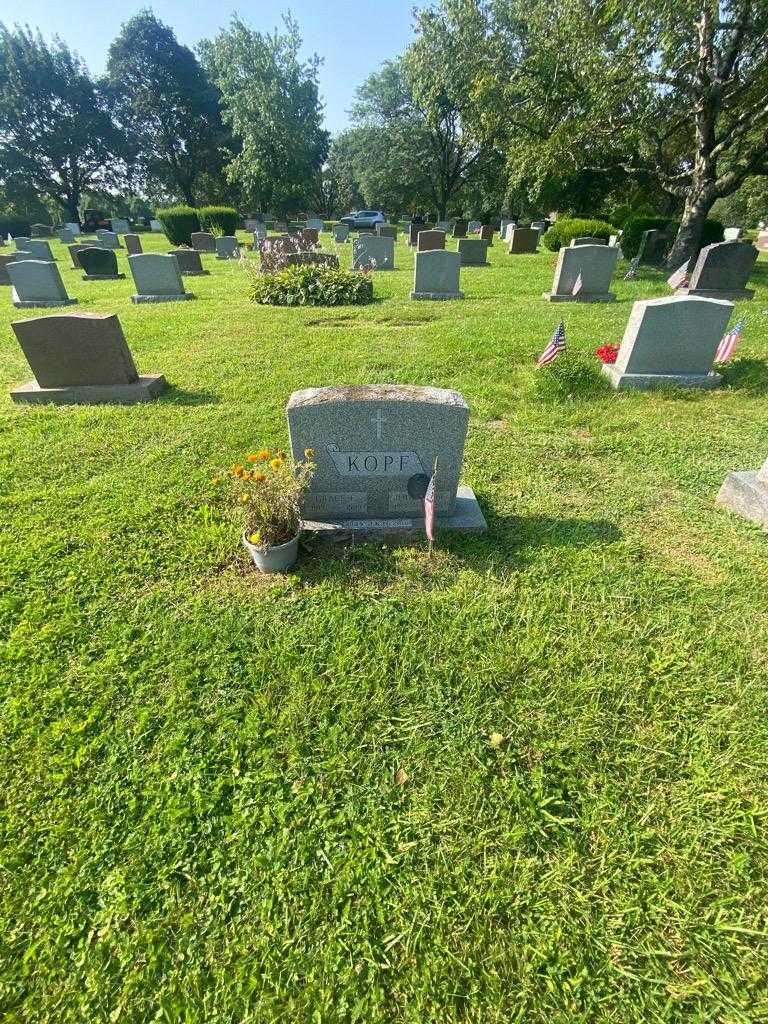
[666, 192, 714, 268]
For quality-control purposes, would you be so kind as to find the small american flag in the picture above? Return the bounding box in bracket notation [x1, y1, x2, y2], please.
[537, 321, 566, 366]
[572, 272, 583, 296]
[714, 316, 745, 363]
[423, 473, 436, 542]
[667, 260, 690, 289]
[624, 256, 640, 280]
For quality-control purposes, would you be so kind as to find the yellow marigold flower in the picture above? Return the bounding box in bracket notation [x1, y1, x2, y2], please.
[242, 470, 251, 480]
[247, 454, 259, 463]
[256, 449, 270, 460]
[249, 531, 261, 545]
[253, 472, 266, 482]
[304, 448, 314, 458]
[269, 457, 284, 470]
[240, 493, 250, 503]
[232, 464, 244, 477]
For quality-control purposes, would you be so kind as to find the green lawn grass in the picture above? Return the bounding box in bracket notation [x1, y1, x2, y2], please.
[2, 231, 768, 1022]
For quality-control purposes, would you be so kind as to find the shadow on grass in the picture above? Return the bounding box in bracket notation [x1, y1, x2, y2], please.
[159, 385, 221, 406]
[721, 358, 768, 396]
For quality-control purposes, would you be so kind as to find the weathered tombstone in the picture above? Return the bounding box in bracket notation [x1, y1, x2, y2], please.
[150, 219, 163, 232]
[124, 234, 143, 255]
[168, 248, 210, 276]
[452, 219, 468, 239]
[723, 227, 742, 241]
[602, 296, 733, 390]
[333, 223, 350, 243]
[408, 222, 432, 246]
[68, 244, 92, 270]
[507, 227, 539, 254]
[543, 244, 619, 302]
[571, 236, 606, 246]
[417, 229, 446, 251]
[468, 220, 482, 234]
[500, 218, 512, 237]
[286, 384, 487, 535]
[96, 230, 121, 250]
[479, 225, 495, 246]
[79, 247, 125, 280]
[717, 456, 768, 529]
[252, 222, 267, 241]
[376, 224, 398, 240]
[503, 223, 518, 243]
[456, 239, 489, 267]
[306, 217, 324, 231]
[675, 240, 757, 301]
[352, 235, 395, 270]
[14, 237, 31, 251]
[191, 231, 216, 253]
[531, 220, 548, 233]
[412, 250, 463, 300]
[111, 218, 130, 234]
[0, 252, 19, 285]
[58, 228, 76, 244]
[10, 312, 166, 405]
[638, 229, 669, 264]
[18, 239, 55, 261]
[128, 253, 194, 303]
[8, 260, 77, 308]
[64, 222, 80, 236]
[215, 235, 240, 260]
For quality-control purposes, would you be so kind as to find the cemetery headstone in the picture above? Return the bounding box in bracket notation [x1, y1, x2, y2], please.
[8, 260, 77, 308]
[602, 296, 733, 390]
[479, 225, 495, 246]
[286, 384, 487, 535]
[58, 228, 76, 244]
[18, 240, 55, 261]
[436, 220, 451, 232]
[79, 247, 124, 280]
[333, 224, 350, 243]
[306, 218, 324, 231]
[417, 230, 446, 251]
[675, 240, 757, 301]
[507, 227, 539, 254]
[31, 224, 52, 237]
[0, 252, 19, 286]
[452, 219, 468, 239]
[717, 455, 768, 529]
[468, 220, 482, 234]
[252, 222, 267, 241]
[352, 235, 395, 270]
[64, 222, 80, 236]
[543, 244, 619, 302]
[457, 239, 489, 267]
[68, 244, 92, 270]
[273, 221, 289, 233]
[124, 234, 143, 255]
[128, 253, 194, 303]
[111, 218, 131, 235]
[150, 219, 163, 232]
[14, 237, 31, 251]
[638, 229, 670, 264]
[168, 248, 209, 276]
[756, 230, 768, 252]
[215, 235, 240, 260]
[531, 220, 548, 233]
[376, 224, 397, 239]
[500, 219, 511, 237]
[96, 230, 122, 250]
[10, 312, 166, 405]
[191, 232, 216, 253]
[723, 227, 743, 241]
[293, 228, 319, 247]
[411, 249, 463, 300]
[408, 222, 432, 246]
[571, 236, 606, 246]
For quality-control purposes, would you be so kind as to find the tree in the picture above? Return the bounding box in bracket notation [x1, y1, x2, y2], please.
[199, 16, 328, 216]
[104, 11, 232, 206]
[0, 25, 125, 222]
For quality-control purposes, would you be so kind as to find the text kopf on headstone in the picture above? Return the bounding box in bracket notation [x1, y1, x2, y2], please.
[411, 249, 463, 300]
[717, 454, 768, 529]
[286, 384, 487, 534]
[544, 244, 619, 302]
[352, 235, 395, 270]
[676, 240, 757, 301]
[79, 246, 124, 280]
[96, 230, 122, 250]
[603, 296, 733, 390]
[8, 260, 77, 308]
[417, 230, 446, 252]
[507, 227, 539, 254]
[129, 253, 194, 303]
[191, 232, 216, 253]
[10, 312, 165, 405]
[457, 238, 489, 266]
[168, 248, 209, 276]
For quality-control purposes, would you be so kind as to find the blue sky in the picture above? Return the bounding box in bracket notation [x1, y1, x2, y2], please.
[0, 0, 420, 134]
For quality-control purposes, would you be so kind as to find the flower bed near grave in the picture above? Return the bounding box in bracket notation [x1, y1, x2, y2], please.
[247, 263, 374, 307]
[595, 344, 619, 364]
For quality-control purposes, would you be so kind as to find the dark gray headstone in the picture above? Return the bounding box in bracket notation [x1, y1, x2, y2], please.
[507, 228, 539, 254]
[79, 247, 123, 280]
[191, 232, 216, 253]
[457, 239, 489, 266]
[679, 240, 757, 300]
[124, 234, 143, 255]
[168, 248, 209, 276]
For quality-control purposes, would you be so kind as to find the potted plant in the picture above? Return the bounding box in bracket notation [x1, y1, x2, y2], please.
[218, 447, 315, 573]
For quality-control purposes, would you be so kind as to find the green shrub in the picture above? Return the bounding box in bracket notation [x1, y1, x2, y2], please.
[250, 264, 374, 307]
[701, 218, 724, 249]
[0, 215, 31, 238]
[198, 206, 239, 236]
[156, 205, 200, 245]
[541, 218, 618, 251]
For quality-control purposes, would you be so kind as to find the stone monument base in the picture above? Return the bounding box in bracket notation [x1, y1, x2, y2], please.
[13, 298, 78, 309]
[411, 290, 464, 301]
[180, 269, 210, 276]
[602, 364, 722, 390]
[716, 471, 768, 528]
[460, 259, 488, 267]
[11, 374, 167, 406]
[131, 293, 195, 304]
[301, 485, 487, 540]
[542, 291, 616, 303]
[83, 273, 125, 281]
[675, 286, 755, 301]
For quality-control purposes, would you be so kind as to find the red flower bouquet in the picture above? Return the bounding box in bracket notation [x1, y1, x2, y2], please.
[595, 344, 619, 364]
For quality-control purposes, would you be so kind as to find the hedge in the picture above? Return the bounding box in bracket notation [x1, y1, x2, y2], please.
[622, 215, 726, 258]
[0, 215, 31, 238]
[541, 218, 618, 251]
[198, 206, 239, 236]
[155, 206, 200, 246]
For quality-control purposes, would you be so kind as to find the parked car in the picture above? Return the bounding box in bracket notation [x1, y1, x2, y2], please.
[339, 210, 386, 229]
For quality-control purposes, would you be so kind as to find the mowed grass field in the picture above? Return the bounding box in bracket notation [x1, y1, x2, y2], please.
[2, 229, 768, 1023]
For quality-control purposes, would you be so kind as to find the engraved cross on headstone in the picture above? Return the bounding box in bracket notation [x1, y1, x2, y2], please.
[371, 408, 387, 439]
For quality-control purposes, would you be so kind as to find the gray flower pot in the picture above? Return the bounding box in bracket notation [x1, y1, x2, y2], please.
[242, 530, 300, 573]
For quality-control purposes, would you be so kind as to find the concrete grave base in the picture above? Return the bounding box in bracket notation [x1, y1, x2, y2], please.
[11, 374, 167, 406]
[675, 286, 755, 301]
[83, 273, 125, 281]
[13, 298, 78, 309]
[180, 269, 210, 276]
[131, 293, 195, 304]
[543, 291, 616, 303]
[716, 471, 768, 528]
[301, 485, 487, 540]
[410, 290, 464, 300]
[602, 364, 722, 390]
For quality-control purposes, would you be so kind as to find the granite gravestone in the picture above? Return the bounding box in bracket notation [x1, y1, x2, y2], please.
[602, 296, 733, 390]
[191, 232, 216, 253]
[215, 235, 240, 260]
[252, 222, 267, 241]
[571, 236, 606, 246]
[111, 218, 130, 234]
[638, 229, 669, 264]
[479, 225, 495, 246]
[10, 312, 165, 405]
[124, 234, 143, 255]
[58, 228, 76, 245]
[64, 222, 80, 235]
[675, 240, 757, 301]
[376, 225, 398, 240]
[96, 230, 121, 249]
[503, 223, 518, 243]
[79, 247, 125, 280]
[20, 240, 55, 261]
[306, 218, 324, 231]
[14, 237, 31, 251]
[452, 220, 468, 239]
[333, 224, 350, 242]
[412, 250, 463, 300]
[168, 248, 209, 276]
[436, 220, 451, 232]
[507, 227, 539, 254]
[68, 245, 92, 270]
[544, 244, 619, 302]
[717, 456, 768, 529]
[500, 219, 512, 237]
[128, 253, 194, 303]
[417, 230, 446, 251]
[457, 239, 489, 266]
[286, 384, 486, 535]
[468, 220, 482, 234]
[408, 222, 431, 246]
[352, 235, 395, 270]
[150, 219, 163, 232]
[8, 260, 77, 308]
[0, 252, 19, 285]
[723, 227, 743, 241]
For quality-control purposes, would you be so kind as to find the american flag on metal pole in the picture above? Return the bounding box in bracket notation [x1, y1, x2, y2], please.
[714, 316, 745, 363]
[424, 459, 437, 548]
[667, 260, 690, 289]
[537, 321, 566, 366]
[624, 256, 640, 280]
[572, 271, 583, 296]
